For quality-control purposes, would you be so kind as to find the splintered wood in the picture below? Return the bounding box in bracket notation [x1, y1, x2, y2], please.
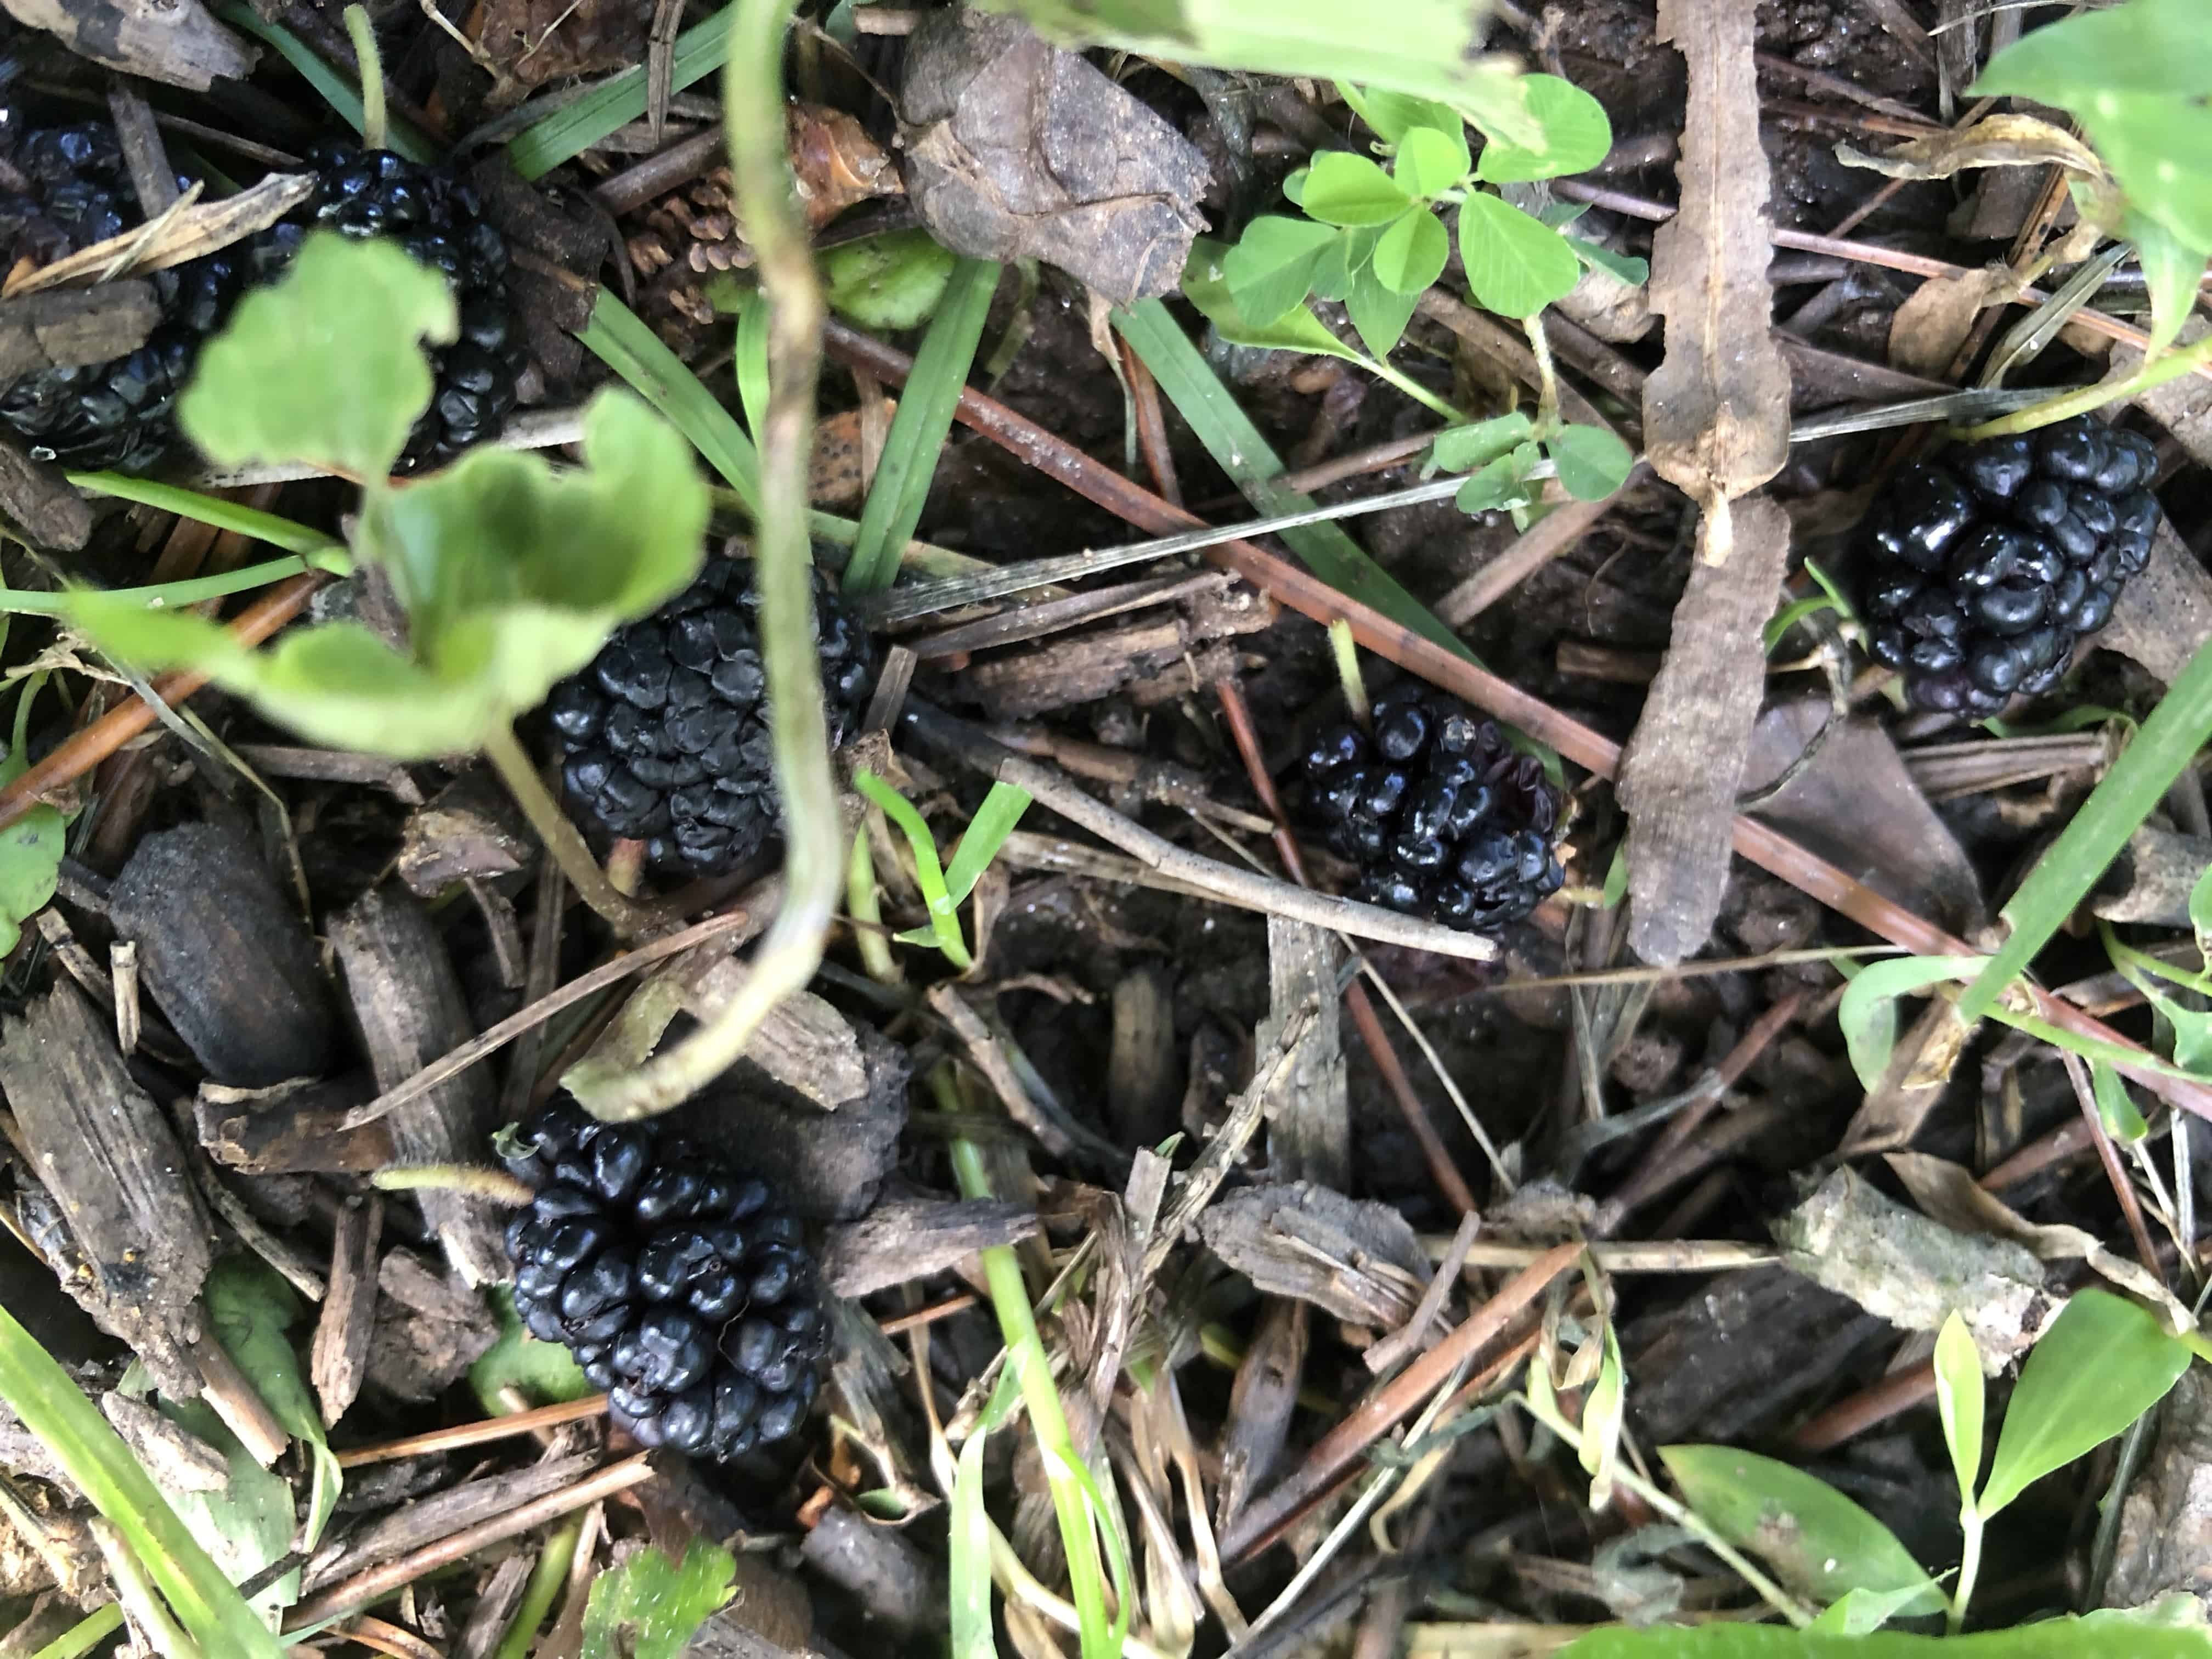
[1617, 0, 1796, 967]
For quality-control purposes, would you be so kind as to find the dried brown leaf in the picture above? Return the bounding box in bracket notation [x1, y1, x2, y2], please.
[1838, 114, 2107, 184]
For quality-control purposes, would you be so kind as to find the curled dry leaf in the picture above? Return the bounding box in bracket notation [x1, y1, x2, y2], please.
[1837, 113, 2108, 184]
[1887, 264, 2020, 380]
[475, 0, 656, 99]
[897, 9, 1209, 305]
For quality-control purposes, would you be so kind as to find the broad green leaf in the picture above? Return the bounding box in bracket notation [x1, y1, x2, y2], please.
[1455, 445, 1539, 516]
[74, 393, 705, 761]
[1562, 1611, 2212, 1656]
[1393, 125, 1471, 198]
[1545, 423, 1635, 500]
[1221, 215, 1341, 324]
[2121, 212, 2209, 361]
[2076, 96, 2212, 263]
[1345, 264, 1421, 357]
[0, 1302, 286, 1659]
[1972, 0, 2212, 101]
[1807, 1583, 1934, 1636]
[1308, 225, 1380, 302]
[1370, 208, 1450, 295]
[2092, 1059, 2151, 1142]
[580, 1538, 736, 1659]
[204, 1258, 339, 1551]
[1564, 233, 1651, 287]
[976, 0, 1542, 148]
[1183, 247, 1359, 365]
[1474, 74, 1613, 183]
[1837, 955, 1980, 1091]
[2192, 863, 2212, 960]
[1978, 1288, 2191, 1519]
[1932, 1312, 1985, 1509]
[1458, 191, 1581, 318]
[157, 1397, 298, 1621]
[178, 233, 455, 482]
[470, 1286, 594, 1414]
[1301, 151, 1413, 227]
[1658, 1446, 1945, 1618]
[820, 229, 958, 330]
[1431, 412, 1534, 474]
[1339, 84, 1464, 145]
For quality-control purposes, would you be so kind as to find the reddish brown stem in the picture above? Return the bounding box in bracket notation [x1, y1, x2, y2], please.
[1791, 1360, 1938, 1453]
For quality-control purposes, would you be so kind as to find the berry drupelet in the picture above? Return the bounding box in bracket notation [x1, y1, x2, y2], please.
[503, 1102, 828, 1462]
[0, 128, 523, 471]
[1299, 691, 1565, 933]
[549, 558, 876, 878]
[1860, 416, 2163, 719]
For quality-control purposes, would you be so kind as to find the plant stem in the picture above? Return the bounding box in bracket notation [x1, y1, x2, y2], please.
[342, 5, 387, 151]
[65, 473, 345, 558]
[27, 1605, 123, 1659]
[1950, 1508, 1984, 1635]
[88, 1517, 205, 1659]
[1356, 348, 1469, 424]
[0, 554, 352, 617]
[562, 0, 842, 1121]
[1964, 330, 2212, 439]
[945, 1089, 1120, 1659]
[370, 1164, 535, 1206]
[1328, 618, 1370, 730]
[482, 723, 651, 940]
[845, 828, 902, 986]
[491, 1516, 580, 1659]
[1523, 314, 1561, 436]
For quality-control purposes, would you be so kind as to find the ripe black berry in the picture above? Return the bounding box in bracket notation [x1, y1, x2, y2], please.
[1860, 417, 2162, 718]
[0, 124, 522, 472]
[1297, 690, 1564, 933]
[550, 557, 876, 878]
[503, 1102, 827, 1461]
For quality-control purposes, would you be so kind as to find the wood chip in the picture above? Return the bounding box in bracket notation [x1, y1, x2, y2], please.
[2103, 519, 2212, 686]
[821, 1198, 1038, 1297]
[1, 0, 256, 90]
[311, 1196, 382, 1429]
[1196, 1183, 1429, 1331]
[1617, 494, 1794, 965]
[1257, 919, 1347, 1189]
[1641, 0, 1791, 556]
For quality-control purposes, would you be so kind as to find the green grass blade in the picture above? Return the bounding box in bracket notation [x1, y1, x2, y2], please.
[943, 782, 1032, 905]
[854, 771, 971, 969]
[29, 1605, 123, 1659]
[213, 4, 437, 162]
[1957, 631, 2212, 1024]
[578, 289, 762, 514]
[506, 5, 733, 180]
[66, 473, 345, 560]
[844, 258, 1001, 595]
[0, 1305, 287, 1659]
[1112, 298, 1474, 662]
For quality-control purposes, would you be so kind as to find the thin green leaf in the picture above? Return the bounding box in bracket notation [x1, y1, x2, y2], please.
[1458, 190, 1582, 318]
[1431, 411, 1536, 474]
[1115, 294, 1479, 663]
[471, 1287, 595, 1413]
[64, 475, 344, 560]
[1301, 151, 1413, 227]
[949, 1425, 997, 1659]
[213, 4, 437, 161]
[856, 771, 970, 968]
[943, 782, 1033, 905]
[733, 291, 770, 445]
[204, 1258, 340, 1551]
[27, 1605, 123, 1659]
[507, 4, 732, 179]
[846, 257, 998, 595]
[579, 1538, 736, 1659]
[1765, 595, 1839, 655]
[1933, 1312, 1985, 1509]
[2193, 866, 2212, 958]
[1392, 125, 1470, 198]
[0, 1303, 287, 1659]
[1838, 955, 1980, 1091]
[1345, 262, 1422, 357]
[1472, 73, 1613, 183]
[1221, 215, 1341, 323]
[1545, 422, 1634, 500]
[2092, 1059, 2151, 1142]
[1370, 207, 1449, 295]
[577, 287, 761, 512]
[1455, 444, 1539, 516]
[1658, 1446, 1945, 1618]
[1563, 233, 1650, 286]
[1600, 843, 1629, 909]
[1578, 1322, 1625, 1506]
[179, 233, 454, 482]
[1957, 628, 2212, 1025]
[820, 230, 958, 330]
[1978, 1288, 2191, 1520]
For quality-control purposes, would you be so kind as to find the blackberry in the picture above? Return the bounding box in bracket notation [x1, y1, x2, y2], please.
[1859, 417, 2163, 718]
[0, 134, 522, 471]
[502, 1101, 828, 1462]
[549, 558, 876, 878]
[1298, 691, 1565, 932]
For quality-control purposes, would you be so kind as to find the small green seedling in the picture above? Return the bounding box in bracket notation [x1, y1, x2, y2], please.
[852, 772, 1031, 970]
[1607, 1290, 2193, 1651]
[578, 1537, 740, 1659]
[60, 233, 709, 764]
[1206, 77, 1632, 362]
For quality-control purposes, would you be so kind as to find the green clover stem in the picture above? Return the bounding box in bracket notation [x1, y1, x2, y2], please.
[1523, 313, 1561, 437]
[561, 0, 842, 1121]
[369, 1164, 535, 1206]
[1963, 329, 2212, 440]
[341, 4, 387, 154]
[482, 723, 651, 940]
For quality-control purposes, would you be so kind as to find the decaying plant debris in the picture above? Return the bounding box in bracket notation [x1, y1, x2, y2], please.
[5, 0, 2212, 1657]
